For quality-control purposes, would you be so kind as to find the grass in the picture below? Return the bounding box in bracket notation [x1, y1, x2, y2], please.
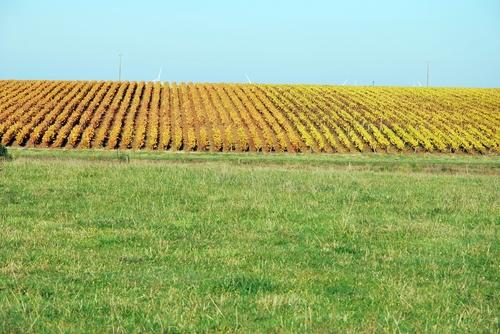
[7, 147, 500, 173]
[0, 149, 499, 333]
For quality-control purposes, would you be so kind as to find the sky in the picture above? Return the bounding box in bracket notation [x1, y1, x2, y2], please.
[1, 0, 499, 87]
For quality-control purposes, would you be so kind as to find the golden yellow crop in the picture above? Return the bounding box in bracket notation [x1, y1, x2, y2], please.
[0, 80, 498, 153]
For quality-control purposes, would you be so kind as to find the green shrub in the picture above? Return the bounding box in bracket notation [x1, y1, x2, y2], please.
[0, 144, 12, 160]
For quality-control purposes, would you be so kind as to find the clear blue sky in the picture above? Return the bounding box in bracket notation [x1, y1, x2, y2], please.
[1, 0, 499, 87]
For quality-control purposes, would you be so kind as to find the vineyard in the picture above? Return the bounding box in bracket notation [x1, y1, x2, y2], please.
[0, 80, 499, 153]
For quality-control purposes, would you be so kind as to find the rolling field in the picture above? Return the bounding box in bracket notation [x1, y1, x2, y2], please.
[0, 80, 499, 153]
[0, 150, 499, 332]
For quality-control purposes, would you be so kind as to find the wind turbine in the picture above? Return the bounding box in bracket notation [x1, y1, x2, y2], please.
[118, 54, 123, 81]
[152, 65, 163, 82]
[245, 73, 252, 84]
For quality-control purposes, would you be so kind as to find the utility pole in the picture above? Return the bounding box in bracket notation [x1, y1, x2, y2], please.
[426, 61, 430, 87]
[118, 54, 123, 81]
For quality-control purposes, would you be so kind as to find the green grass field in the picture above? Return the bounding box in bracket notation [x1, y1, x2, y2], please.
[1, 149, 499, 333]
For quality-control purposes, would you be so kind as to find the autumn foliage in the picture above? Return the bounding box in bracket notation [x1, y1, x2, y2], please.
[0, 80, 498, 153]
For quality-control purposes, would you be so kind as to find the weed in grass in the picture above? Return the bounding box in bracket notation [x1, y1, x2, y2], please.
[213, 275, 279, 295]
[115, 150, 130, 163]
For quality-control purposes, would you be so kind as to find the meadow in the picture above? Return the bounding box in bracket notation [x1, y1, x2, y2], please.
[1, 149, 498, 333]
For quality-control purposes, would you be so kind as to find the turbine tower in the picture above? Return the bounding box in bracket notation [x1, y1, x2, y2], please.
[426, 61, 430, 87]
[118, 54, 123, 81]
[152, 66, 163, 82]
